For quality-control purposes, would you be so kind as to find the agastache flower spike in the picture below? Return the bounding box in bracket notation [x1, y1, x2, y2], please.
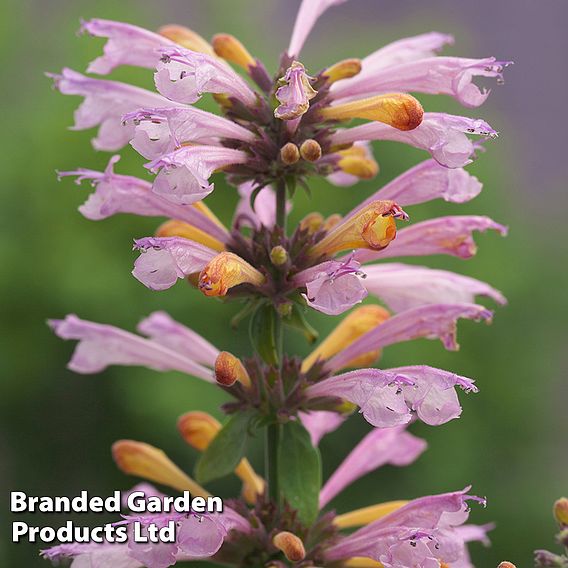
[198, 252, 266, 297]
[308, 200, 408, 259]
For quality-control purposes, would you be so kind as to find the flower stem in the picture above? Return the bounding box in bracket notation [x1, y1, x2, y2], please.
[264, 178, 287, 504]
[276, 178, 287, 233]
[265, 422, 280, 503]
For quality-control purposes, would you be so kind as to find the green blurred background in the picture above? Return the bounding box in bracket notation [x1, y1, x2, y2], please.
[1, 0, 567, 566]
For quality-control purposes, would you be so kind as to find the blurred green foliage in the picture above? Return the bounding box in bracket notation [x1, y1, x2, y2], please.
[1, 1, 566, 566]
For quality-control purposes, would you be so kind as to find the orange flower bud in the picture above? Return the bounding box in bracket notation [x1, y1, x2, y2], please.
[323, 58, 362, 83]
[280, 142, 301, 165]
[308, 200, 407, 259]
[212, 33, 255, 70]
[199, 252, 265, 297]
[319, 93, 424, 131]
[300, 139, 322, 162]
[272, 531, 306, 562]
[158, 24, 215, 56]
[302, 305, 390, 372]
[112, 440, 209, 497]
[214, 351, 251, 387]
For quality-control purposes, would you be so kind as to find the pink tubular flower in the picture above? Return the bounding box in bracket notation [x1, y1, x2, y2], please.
[324, 488, 488, 566]
[49, 313, 217, 382]
[48, 68, 178, 151]
[80, 19, 176, 74]
[292, 255, 368, 316]
[155, 47, 258, 107]
[287, 0, 348, 56]
[319, 426, 427, 507]
[355, 215, 508, 263]
[234, 182, 281, 230]
[123, 106, 256, 159]
[363, 263, 506, 313]
[145, 145, 249, 205]
[331, 56, 511, 108]
[348, 158, 482, 211]
[305, 365, 477, 428]
[359, 31, 455, 72]
[325, 303, 493, 373]
[331, 113, 497, 168]
[299, 410, 347, 446]
[132, 237, 217, 291]
[57, 155, 229, 242]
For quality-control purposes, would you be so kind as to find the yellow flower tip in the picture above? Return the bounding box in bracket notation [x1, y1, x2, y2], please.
[177, 411, 221, 451]
[198, 252, 265, 297]
[323, 214, 343, 231]
[498, 562, 517, 568]
[192, 201, 227, 230]
[554, 497, 568, 526]
[214, 351, 251, 387]
[236, 459, 265, 503]
[302, 304, 390, 373]
[213, 93, 233, 109]
[212, 33, 255, 70]
[280, 142, 301, 165]
[299, 212, 325, 234]
[158, 24, 215, 56]
[323, 58, 362, 83]
[338, 155, 379, 179]
[269, 245, 289, 266]
[334, 500, 408, 529]
[300, 139, 322, 162]
[111, 440, 209, 497]
[308, 200, 407, 258]
[344, 558, 384, 567]
[272, 531, 306, 562]
[320, 93, 424, 131]
[155, 219, 225, 252]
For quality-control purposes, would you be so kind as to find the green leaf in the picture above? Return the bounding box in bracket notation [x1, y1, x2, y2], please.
[277, 421, 322, 525]
[249, 302, 280, 365]
[284, 304, 319, 344]
[195, 410, 255, 484]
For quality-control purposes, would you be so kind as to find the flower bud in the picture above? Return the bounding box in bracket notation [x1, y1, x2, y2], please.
[319, 93, 424, 131]
[302, 305, 390, 372]
[280, 142, 300, 165]
[322, 214, 343, 231]
[338, 155, 379, 180]
[156, 219, 225, 252]
[300, 138, 322, 162]
[270, 245, 289, 266]
[199, 252, 265, 297]
[215, 351, 251, 387]
[299, 212, 324, 234]
[158, 24, 215, 56]
[212, 33, 255, 70]
[178, 411, 221, 451]
[323, 58, 362, 83]
[554, 498, 568, 526]
[112, 440, 209, 497]
[498, 563, 517, 568]
[307, 200, 407, 259]
[272, 531, 306, 562]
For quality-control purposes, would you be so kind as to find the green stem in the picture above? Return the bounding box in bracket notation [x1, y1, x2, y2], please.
[264, 177, 287, 504]
[265, 422, 280, 503]
[276, 178, 287, 233]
